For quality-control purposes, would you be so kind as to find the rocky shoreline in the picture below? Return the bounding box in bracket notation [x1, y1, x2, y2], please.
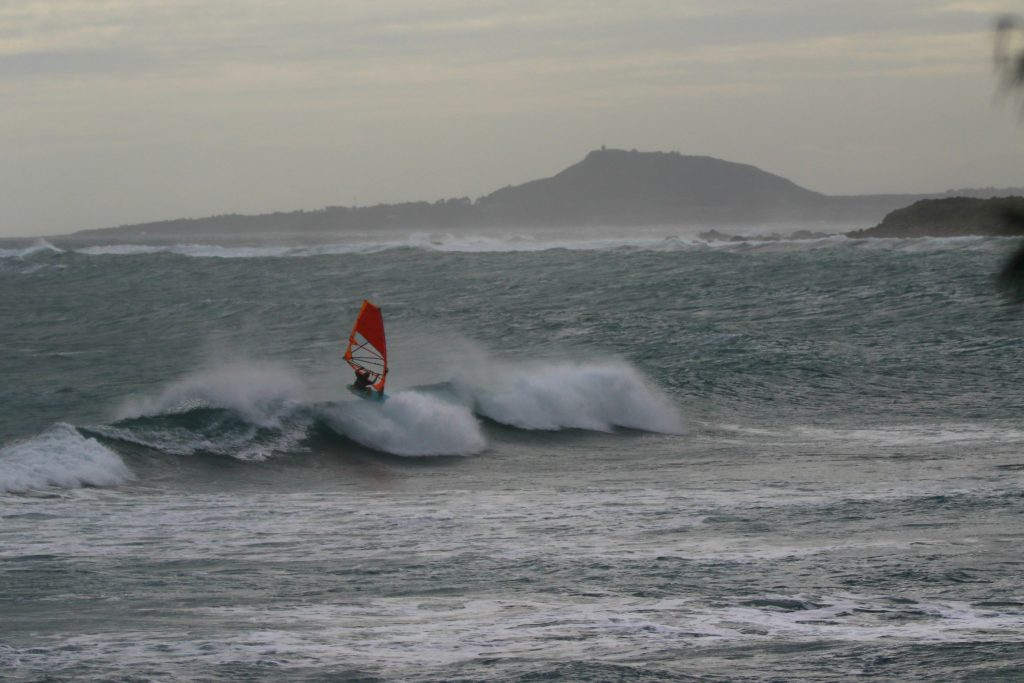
[699, 196, 1024, 242]
[845, 196, 1024, 239]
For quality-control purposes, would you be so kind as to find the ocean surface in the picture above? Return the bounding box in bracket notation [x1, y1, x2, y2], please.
[1, 230, 1023, 681]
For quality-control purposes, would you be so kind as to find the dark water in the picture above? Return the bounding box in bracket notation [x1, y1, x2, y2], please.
[1, 233, 1023, 681]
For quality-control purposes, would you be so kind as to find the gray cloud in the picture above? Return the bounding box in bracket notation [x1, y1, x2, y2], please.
[1, 0, 1020, 236]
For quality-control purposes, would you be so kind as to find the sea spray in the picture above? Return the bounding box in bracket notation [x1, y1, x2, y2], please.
[0, 423, 133, 493]
[320, 391, 486, 457]
[393, 333, 684, 435]
[102, 357, 490, 459]
[454, 359, 685, 434]
[102, 361, 314, 460]
[116, 360, 307, 429]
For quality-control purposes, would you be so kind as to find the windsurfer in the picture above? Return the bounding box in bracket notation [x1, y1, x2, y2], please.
[344, 299, 388, 402]
[353, 367, 373, 392]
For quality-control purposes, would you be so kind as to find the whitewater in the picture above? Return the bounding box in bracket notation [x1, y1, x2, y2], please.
[2, 230, 1023, 681]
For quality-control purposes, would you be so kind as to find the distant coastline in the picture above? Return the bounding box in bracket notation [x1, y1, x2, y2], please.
[53, 149, 1024, 244]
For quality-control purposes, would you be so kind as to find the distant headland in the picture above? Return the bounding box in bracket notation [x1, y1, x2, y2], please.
[845, 196, 1024, 239]
[58, 148, 1024, 243]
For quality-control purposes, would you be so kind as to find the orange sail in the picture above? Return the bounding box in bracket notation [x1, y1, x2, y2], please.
[343, 300, 388, 392]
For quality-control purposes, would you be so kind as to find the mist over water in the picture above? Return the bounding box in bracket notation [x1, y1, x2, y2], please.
[2, 232, 1023, 680]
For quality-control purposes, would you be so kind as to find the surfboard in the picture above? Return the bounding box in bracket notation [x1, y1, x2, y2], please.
[343, 299, 388, 402]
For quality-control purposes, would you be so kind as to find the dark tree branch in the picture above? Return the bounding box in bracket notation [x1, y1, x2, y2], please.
[993, 16, 1024, 301]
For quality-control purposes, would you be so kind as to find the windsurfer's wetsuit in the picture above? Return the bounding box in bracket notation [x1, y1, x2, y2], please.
[353, 369, 372, 392]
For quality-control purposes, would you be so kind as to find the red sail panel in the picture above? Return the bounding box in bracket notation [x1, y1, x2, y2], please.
[353, 300, 387, 362]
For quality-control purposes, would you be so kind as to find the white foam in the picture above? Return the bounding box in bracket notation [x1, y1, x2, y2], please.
[77, 243, 301, 258]
[715, 592, 1024, 643]
[74, 242, 396, 258]
[714, 422, 1024, 447]
[59, 232, 1011, 259]
[322, 391, 486, 456]
[792, 423, 1024, 446]
[58, 232, 818, 258]
[68, 233, 695, 258]
[116, 361, 306, 429]
[88, 423, 251, 457]
[458, 359, 684, 434]
[405, 231, 692, 253]
[75, 244, 176, 256]
[0, 423, 133, 493]
[6, 589, 1020, 679]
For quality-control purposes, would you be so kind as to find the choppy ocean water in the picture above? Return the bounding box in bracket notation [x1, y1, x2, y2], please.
[1, 231, 1023, 681]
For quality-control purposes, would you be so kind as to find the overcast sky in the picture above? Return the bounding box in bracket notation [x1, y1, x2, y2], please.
[3, 0, 1023, 236]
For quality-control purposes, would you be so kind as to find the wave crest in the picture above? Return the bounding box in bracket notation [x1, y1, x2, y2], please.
[0, 424, 134, 493]
[456, 360, 684, 434]
[117, 361, 306, 429]
[74, 242, 397, 259]
[86, 354, 680, 462]
[320, 391, 486, 457]
[0, 238, 63, 260]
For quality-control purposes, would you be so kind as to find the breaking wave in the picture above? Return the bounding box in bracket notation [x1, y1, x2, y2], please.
[116, 361, 307, 428]
[0, 423, 134, 493]
[0, 238, 63, 259]
[94, 360, 489, 459]
[100, 361, 312, 461]
[91, 409, 312, 462]
[14, 354, 680, 475]
[452, 359, 685, 434]
[319, 391, 486, 457]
